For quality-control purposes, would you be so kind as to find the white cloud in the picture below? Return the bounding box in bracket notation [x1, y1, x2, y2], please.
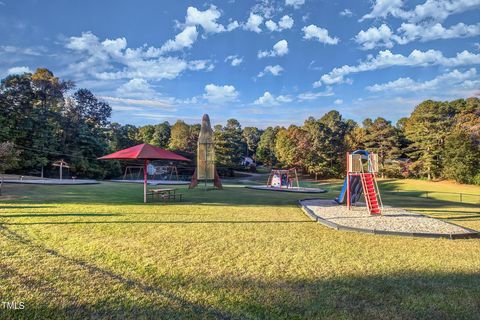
[101, 96, 175, 109]
[278, 15, 294, 29]
[226, 20, 240, 31]
[265, 15, 294, 32]
[360, 0, 406, 21]
[185, 5, 239, 34]
[244, 12, 263, 33]
[339, 9, 353, 17]
[366, 68, 479, 92]
[158, 5, 238, 54]
[354, 24, 395, 50]
[314, 49, 480, 87]
[258, 39, 289, 58]
[475, 42, 480, 50]
[254, 91, 292, 105]
[355, 22, 480, 49]
[361, 0, 480, 23]
[0, 45, 46, 56]
[265, 20, 278, 32]
[65, 31, 213, 81]
[285, 0, 305, 9]
[160, 26, 198, 53]
[396, 22, 480, 44]
[257, 64, 284, 77]
[7, 66, 32, 74]
[116, 78, 155, 97]
[225, 55, 243, 66]
[203, 84, 239, 104]
[334, 99, 343, 105]
[302, 25, 339, 45]
[188, 59, 214, 71]
[406, 0, 480, 23]
[297, 88, 334, 101]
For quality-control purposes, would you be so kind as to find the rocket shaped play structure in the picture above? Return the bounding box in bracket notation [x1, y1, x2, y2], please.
[189, 114, 222, 189]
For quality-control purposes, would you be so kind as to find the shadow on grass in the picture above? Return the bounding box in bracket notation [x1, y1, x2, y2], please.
[0, 225, 240, 320]
[0, 213, 121, 218]
[0, 205, 56, 209]
[1, 220, 312, 226]
[1, 224, 479, 319]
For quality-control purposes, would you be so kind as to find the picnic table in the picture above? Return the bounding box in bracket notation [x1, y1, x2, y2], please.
[147, 188, 183, 202]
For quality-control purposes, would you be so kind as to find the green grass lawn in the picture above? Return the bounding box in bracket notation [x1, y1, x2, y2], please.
[0, 179, 479, 319]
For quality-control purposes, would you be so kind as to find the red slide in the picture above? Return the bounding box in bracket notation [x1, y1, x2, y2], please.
[361, 173, 381, 215]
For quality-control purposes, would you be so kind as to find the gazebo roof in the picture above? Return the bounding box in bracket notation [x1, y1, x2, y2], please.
[98, 143, 190, 161]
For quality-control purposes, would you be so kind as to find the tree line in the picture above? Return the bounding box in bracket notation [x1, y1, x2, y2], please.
[1, 69, 479, 184]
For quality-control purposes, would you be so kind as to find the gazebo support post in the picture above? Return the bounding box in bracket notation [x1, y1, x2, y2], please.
[143, 159, 148, 203]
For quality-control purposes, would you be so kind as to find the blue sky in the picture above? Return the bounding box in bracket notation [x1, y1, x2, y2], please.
[1, 0, 479, 127]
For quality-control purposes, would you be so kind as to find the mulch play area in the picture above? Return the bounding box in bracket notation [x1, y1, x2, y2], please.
[110, 179, 190, 185]
[246, 185, 327, 193]
[300, 199, 479, 239]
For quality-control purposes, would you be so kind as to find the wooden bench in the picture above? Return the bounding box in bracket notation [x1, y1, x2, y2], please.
[147, 188, 183, 202]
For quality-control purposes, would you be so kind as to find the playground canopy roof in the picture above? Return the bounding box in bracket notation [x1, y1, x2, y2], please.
[98, 143, 190, 162]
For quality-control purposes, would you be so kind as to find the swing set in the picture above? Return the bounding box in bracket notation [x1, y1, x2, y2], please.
[266, 168, 300, 189]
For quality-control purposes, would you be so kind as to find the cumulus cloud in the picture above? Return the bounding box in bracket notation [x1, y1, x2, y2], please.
[257, 39, 288, 59]
[366, 68, 479, 92]
[339, 9, 353, 17]
[355, 24, 396, 50]
[285, 0, 305, 9]
[334, 99, 343, 105]
[225, 55, 243, 66]
[203, 84, 239, 104]
[257, 64, 284, 77]
[355, 22, 480, 49]
[185, 5, 239, 33]
[159, 5, 239, 54]
[258, 39, 289, 58]
[265, 20, 278, 32]
[279, 15, 294, 29]
[116, 78, 155, 98]
[396, 22, 480, 44]
[302, 25, 339, 45]
[266, 15, 294, 32]
[160, 26, 198, 53]
[314, 49, 480, 87]
[361, 0, 480, 23]
[254, 91, 292, 105]
[360, 0, 406, 21]
[7, 66, 32, 74]
[65, 31, 213, 81]
[244, 12, 263, 33]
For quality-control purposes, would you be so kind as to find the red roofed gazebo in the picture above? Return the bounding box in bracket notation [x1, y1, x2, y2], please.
[99, 143, 190, 203]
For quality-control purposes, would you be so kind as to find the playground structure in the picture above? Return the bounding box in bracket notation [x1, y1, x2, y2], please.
[190, 114, 222, 189]
[246, 168, 326, 193]
[266, 169, 299, 189]
[122, 164, 180, 181]
[336, 150, 383, 215]
[52, 159, 70, 180]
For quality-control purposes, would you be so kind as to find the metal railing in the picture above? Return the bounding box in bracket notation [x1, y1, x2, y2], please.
[384, 190, 480, 204]
[364, 157, 384, 210]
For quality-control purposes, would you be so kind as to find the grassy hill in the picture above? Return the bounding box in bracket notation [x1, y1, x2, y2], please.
[0, 180, 479, 319]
